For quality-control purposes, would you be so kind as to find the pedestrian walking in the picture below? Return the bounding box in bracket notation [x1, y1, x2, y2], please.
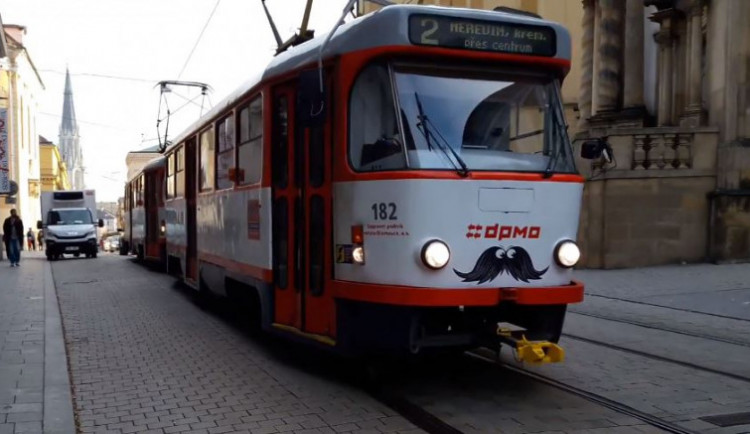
[2, 209, 24, 267]
[27, 228, 36, 251]
[37, 229, 44, 251]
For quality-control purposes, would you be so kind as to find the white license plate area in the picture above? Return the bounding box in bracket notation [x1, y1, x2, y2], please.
[65, 246, 79, 252]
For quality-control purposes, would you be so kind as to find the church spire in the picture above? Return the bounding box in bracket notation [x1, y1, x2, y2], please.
[58, 67, 85, 190]
[60, 67, 78, 135]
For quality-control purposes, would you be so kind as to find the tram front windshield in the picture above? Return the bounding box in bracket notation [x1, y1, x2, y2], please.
[349, 64, 576, 175]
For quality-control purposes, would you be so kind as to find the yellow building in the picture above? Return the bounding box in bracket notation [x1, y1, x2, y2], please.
[39, 136, 71, 191]
[0, 22, 45, 226]
[358, 0, 584, 135]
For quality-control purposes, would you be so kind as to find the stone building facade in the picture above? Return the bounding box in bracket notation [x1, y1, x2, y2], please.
[576, 0, 750, 267]
[0, 23, 44, 227]
[125, 144, 161, 181]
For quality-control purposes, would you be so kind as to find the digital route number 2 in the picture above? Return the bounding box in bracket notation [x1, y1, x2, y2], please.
[372, 203, 397, 220]
[419, 18, 439, 45]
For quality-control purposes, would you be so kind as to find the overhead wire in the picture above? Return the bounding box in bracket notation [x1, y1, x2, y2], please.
[38, 69, 158, 84]
[38, 112, 137, 133]
[177, 0, 222, 80]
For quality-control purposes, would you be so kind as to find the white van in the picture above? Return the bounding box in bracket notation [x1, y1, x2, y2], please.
[38, 190, 103, 260]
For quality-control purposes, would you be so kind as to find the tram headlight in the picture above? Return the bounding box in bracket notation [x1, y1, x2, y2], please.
[352, 246, 365, 264]
[555, 240, 580, 268]
[421, 240, 450, 270]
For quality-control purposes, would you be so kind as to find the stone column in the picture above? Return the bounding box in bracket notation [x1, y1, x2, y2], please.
[595, 0, 624, 113]
[578, 0, 594, 127]
[651, 9, 676, 126]
[622, 0, 644, 110]
[682, 0, 705, 126]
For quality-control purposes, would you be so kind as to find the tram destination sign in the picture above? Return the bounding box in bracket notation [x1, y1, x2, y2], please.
[408, 14, 556, 57]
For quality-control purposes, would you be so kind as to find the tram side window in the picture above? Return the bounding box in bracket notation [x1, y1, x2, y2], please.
[349, 64, 406, 172]
[199, 128, 215, 191]
[216, 115, 235, 190]
[166, 153, 175, 199]
[138, 175, 144, 205]
[131, 182, 136, 208]
[175, 147, 185, 197]
[238, 96, 263, 185]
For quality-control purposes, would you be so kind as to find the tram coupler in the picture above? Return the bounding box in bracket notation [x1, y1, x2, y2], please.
[495, 322, 565, 364]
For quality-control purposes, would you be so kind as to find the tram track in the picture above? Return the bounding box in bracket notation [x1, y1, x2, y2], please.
[586, 293, 750, 323]
[568, 309, 750, 348]
[561, 333, 750, 383]
[466, 349, 698, 434]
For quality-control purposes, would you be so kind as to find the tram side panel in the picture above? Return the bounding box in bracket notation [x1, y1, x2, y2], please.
[165, 196, 187, 276]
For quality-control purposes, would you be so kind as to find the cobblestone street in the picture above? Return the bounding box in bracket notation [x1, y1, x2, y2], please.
[52, 255, 419, 434]
[3, 251, 750, 434]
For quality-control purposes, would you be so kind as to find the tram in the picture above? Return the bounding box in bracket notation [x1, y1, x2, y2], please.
[122, 157, 167, 265]
[125, 4, 598, 360]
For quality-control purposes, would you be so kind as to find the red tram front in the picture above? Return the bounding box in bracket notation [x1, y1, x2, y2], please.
[127, 5, 592, 361]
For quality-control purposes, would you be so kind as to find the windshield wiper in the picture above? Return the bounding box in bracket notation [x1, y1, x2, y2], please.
[543, 83, 568, 178]
[414, 92, 470, 178]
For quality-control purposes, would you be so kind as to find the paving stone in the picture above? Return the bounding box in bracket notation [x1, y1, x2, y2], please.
[51, 255, 424, 434]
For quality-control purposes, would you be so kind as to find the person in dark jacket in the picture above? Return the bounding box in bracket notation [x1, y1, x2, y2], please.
[2, 209, 24, 267]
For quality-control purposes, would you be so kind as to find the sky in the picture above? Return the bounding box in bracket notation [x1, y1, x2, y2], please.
[2, 0, 353, 202]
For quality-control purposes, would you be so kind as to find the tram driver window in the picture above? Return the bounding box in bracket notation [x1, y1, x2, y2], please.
[349, 64, 406, 171]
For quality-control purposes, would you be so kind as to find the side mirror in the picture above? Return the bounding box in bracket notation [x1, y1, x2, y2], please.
[98, 219, 104, 228]
[580, 138, 612, 163]
[37, 220, 42, 229]
[296, 69, 327, 127]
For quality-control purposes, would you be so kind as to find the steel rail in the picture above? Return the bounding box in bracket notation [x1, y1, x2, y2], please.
[568, 310, 750, 348]
[467, 349, 698, 434]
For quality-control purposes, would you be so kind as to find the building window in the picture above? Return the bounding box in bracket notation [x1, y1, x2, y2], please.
[199, 128, 215, 191]
[166, 153, 175, 199]
[175, 147, 185, 197]
[216, 115, 235, 190]
[238, 96, 263, 185]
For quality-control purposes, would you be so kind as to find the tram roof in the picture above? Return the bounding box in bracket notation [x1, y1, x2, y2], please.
[265, 5, 571, 78]
[164, 5, 571, 153]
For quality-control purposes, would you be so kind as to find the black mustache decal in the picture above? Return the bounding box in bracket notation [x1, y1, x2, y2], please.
[454, 246, 548, 284]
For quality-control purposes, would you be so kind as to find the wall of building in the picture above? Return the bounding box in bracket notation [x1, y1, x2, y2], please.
[0, 25, 43, 230]
[40, 142, 71, 191]
[706, 0, 750, 262]
[125, 151, 161, 181]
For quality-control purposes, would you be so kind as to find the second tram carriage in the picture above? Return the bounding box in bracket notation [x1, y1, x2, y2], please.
[124, 4, 597, 360]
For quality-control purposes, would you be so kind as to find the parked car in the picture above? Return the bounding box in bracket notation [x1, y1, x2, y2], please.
[104, 236, 120, 253]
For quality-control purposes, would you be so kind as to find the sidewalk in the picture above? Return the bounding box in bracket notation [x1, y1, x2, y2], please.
[0, 251, 76, 434]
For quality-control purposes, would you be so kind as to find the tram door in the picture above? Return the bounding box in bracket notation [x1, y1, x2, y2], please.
[145, 171, 158, 257]
[185, 138, 198, 283]
[272, 78, 334, 340]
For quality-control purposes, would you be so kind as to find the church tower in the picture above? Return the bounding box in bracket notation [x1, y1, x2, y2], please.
[58, 68, 85, 190]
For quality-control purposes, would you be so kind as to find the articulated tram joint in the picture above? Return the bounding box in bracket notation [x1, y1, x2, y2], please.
[496, 322, 565, 364]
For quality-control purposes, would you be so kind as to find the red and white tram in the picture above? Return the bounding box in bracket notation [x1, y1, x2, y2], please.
[125, 4, 597, 360]
[123, 157, 167, 265]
